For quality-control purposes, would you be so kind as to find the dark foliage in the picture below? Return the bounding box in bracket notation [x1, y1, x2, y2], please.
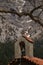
[34, 39, 43, 59]
[0, 41, 14, 65]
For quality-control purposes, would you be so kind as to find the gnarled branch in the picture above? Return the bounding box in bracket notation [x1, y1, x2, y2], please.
[30, 5, 42, 14]
[0, 8, 43, 27]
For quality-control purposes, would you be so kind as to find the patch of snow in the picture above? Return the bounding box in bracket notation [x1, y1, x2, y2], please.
[27, 20, 32, 23]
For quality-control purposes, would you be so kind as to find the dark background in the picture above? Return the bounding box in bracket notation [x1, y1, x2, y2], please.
[34, 38, 43, 59]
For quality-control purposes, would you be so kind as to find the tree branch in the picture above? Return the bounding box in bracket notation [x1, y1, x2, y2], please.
[30, 5, 42, 14]
[28, 14, 43, 27]
[0, 8, 43, 27]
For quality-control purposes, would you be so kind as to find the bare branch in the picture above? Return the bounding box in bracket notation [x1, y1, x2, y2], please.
[30, 5, 42, 14]
[0, 8, 43, 27]
[28, 14, 43, 27]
